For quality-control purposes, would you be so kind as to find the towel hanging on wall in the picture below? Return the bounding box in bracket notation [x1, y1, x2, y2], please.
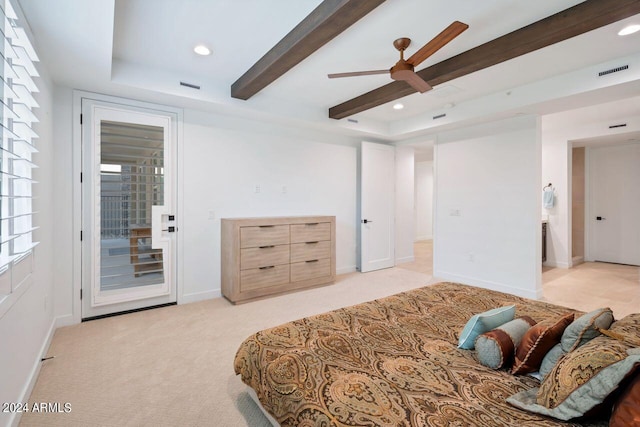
[543, 183, 554, 209]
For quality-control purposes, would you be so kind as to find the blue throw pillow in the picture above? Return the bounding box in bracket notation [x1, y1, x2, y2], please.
[457, 305, 516, 349]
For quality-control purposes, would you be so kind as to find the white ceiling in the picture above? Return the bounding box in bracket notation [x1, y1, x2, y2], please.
[17, 0, 640, 141]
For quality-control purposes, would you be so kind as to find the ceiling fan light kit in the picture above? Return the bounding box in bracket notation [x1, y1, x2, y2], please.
[329, 21, 469, 94]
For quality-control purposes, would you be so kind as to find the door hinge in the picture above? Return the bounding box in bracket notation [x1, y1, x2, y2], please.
[80, 289, 83, 300]
[80, 230, 83, 241]
[80, 172, 83, 183]
[80, 114, 83, 125]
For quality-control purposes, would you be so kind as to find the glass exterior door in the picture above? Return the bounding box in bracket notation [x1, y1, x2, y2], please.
[82, 100, 176, 318]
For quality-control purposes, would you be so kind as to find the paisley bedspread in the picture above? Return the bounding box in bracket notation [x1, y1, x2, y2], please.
[234, 282, 600, 426]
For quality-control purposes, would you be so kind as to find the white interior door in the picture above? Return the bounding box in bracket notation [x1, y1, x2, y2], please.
[81, 99, 178, 319]
[360, 141, 395, 272]
[588, 143, 640, 266]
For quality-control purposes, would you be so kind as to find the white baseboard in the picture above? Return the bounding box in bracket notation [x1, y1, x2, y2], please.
[570, 256, 584, 267]
[395, 255, 415, 264]
[179, 289, 220, 305]
[10, 317, 57, 427]
[543, 260, 570, 269]
[55, 314, 76, 328]
[434, 270, 543, 300]
[337, 265, 357, 275]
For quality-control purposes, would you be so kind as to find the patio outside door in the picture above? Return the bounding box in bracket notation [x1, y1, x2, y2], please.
[81, 99, 177, 319]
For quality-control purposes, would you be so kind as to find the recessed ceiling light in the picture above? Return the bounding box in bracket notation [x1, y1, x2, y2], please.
[194, 44, 211, 56]
[393, 103, 404, 110]
[618, 24, 640, 36]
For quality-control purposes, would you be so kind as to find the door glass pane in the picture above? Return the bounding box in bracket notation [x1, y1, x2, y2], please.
[100, 120, 164, 291]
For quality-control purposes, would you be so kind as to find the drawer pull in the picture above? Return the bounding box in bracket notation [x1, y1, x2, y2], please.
[259, 265, 275, 270]
[305, 223, 319, 226]
[259, 245, 275, 249]
[305, 259, 319, 263]
[259, 225, 275, 228]
[306, 241, 319, 244]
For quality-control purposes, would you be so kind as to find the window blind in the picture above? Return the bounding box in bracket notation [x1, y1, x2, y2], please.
[0, 0, 39, 285]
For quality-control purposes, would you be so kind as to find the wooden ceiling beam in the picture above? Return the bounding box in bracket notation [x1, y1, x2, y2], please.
[329, 0, 640, 119]
[231, 0, 386, 100]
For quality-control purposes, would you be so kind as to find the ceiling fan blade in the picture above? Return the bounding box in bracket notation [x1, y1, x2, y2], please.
[328, 70, 388, 78]
[402, 71, 432, 93]
[407, 21, 469, 67]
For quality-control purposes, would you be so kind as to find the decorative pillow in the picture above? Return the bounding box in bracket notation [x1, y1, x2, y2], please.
[561, 307, 614, 353]
[506, 344, 640, 421]
[610, 371, 640, 427]
[609, 313, 640, 347]
[540, 336, 640, 403]
[475, 316, 536, 369]
[538, 343, 566, 380]
[457, 305, 516, 350]
[511, 313, 574, 375]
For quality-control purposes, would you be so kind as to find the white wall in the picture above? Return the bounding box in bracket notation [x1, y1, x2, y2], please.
[415, 161, 433, 241]
[541, 96, 640, 268]
[394, 146, 414, 264]
[433, 116, 542, 299]
[180, 110, 359, 302]
[49, 91, 360, 318]
[0, 63, 56, 427]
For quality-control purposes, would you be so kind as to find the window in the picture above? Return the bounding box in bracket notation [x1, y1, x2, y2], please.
[0, 0, 39, 299]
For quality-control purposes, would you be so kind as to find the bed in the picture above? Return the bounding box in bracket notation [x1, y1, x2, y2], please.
[234, 282, 638, 426]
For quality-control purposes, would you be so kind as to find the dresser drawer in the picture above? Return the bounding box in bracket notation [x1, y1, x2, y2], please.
[290, 258, 330, 282]
[241, 245, 290, 270]
[240, 225, 290, 248]
[290, 241, 330, 263]
[290, 222, 330, 243]
[240, 264, 290, 292]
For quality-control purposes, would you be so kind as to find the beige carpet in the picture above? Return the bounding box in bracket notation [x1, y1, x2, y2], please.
[20, 240, 638, 426]
[20, 267, 438, 427]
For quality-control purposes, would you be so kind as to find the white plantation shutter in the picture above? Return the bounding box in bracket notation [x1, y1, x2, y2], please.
[0, 0, 39, 294]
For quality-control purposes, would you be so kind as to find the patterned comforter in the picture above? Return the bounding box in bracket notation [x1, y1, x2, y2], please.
[234, 282, 603, 426]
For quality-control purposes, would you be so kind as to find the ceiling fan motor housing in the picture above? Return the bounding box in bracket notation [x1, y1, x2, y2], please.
[390, 60, 414, 81]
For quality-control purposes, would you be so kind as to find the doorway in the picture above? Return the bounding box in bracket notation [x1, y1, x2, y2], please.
[81, 99, 178, 319]
[586, 142, 640, 266]
[412, 142, 434, 273]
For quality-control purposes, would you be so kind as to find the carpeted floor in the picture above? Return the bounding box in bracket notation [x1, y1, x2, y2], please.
[20, 265, 438, 427]
[19, 240, 638, 426]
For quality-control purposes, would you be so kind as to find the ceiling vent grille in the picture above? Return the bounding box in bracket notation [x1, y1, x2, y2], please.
[609, 123, 627, 129]
[433, 113, 446, 120]
[598, 65, 628, 77]
[180, 81, 201, 89]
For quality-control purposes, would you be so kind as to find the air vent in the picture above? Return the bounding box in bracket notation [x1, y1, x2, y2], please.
[609, 123, 627, 129]
[347, 118, 358, 123]
[433, 113, 446, 120]
[598, 65, 628, 77]
[179, 81, 201, 89]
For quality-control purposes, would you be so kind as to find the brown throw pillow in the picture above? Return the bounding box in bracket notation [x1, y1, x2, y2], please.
[610, 371, 640, 427]
[511, 313, 574, 375]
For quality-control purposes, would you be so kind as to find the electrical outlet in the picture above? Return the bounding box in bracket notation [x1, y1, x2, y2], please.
[282, 186, 287, 194]
[208, 210, 215, 220]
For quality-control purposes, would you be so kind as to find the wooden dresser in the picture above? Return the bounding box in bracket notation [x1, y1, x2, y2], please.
[221, 216, 336, 303]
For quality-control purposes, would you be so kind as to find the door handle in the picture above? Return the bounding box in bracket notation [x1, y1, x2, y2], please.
[596, 216, 606, 221]
[362, 219, 373, 224]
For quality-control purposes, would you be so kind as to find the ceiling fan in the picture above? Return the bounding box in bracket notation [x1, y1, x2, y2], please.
[328, 21, 469, 93]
